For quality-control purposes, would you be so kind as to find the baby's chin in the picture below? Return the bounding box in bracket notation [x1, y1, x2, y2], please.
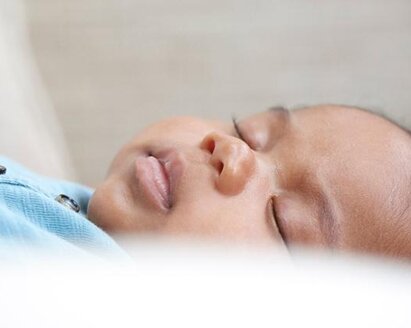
[87, 182, 131, 232]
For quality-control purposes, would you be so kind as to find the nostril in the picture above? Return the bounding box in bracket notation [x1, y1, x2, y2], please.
[209, 157, 224, 175]
[201, 137, 216, 154]
[201, 135, 225, 174]
[215, 161, 224, 175]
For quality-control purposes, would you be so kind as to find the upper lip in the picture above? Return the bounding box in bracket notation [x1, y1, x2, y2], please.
[134, 154, 170, 211]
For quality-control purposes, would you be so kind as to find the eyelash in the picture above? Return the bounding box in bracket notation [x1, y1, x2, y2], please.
[232, 117, 287, 245]
[270, 197, 287, 245]
[231, 117, 247, 143]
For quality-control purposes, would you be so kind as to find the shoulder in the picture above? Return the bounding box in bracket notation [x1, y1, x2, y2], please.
[0, 156, 92, 213]
[0, 156, 126, 258]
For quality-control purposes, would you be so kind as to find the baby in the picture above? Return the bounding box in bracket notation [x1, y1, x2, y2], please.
[87, 104, 411, 258]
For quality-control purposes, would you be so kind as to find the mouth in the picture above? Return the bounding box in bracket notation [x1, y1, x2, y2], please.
[134, 149, 184, 212]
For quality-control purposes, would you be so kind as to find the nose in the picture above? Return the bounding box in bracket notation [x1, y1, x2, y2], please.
[200, 132, 256, 195]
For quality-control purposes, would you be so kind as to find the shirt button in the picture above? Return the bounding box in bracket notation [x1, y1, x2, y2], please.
[55, 194, 81, 213]
[0, 165, 6, 175]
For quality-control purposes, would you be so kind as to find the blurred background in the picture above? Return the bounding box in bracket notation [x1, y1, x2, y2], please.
[0, 0, 410, 185]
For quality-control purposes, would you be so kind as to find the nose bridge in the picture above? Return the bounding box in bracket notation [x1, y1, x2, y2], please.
[201, 132, 256, 195]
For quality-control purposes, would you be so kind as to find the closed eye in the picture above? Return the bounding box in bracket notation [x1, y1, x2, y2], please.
[232, 116, 247, 143]
[270, 197, 288, 245]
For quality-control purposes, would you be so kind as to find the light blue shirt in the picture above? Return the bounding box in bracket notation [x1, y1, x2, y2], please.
[0, 156, 127, 259]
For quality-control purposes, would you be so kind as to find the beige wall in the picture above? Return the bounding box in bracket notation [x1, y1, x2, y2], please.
[25, 0, 411, 186]
[0, 1, 75, 179]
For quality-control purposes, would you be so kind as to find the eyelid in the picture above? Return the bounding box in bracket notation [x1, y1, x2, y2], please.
[270, 196, 288, 245]
[231, 115, 267, 151]
[232, 116, 251, 147]
[232, 117, 244, 138]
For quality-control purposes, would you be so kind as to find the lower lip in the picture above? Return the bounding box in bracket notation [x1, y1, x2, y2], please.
[135, 155, 171, 211]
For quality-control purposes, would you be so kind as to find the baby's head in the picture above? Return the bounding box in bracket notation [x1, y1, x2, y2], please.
[88, 105, 411, 258]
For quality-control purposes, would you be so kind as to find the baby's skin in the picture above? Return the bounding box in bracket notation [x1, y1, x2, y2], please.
[88, 105, 411, 258]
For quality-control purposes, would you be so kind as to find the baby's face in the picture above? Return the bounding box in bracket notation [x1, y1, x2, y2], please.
[88, 105, 411, 257]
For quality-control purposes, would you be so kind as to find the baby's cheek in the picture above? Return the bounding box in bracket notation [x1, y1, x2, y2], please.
[137, 117, 215, 145]
[252, 161, 273, 191]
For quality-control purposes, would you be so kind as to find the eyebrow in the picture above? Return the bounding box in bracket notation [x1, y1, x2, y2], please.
[267, 106, 291, 129]
[268, 106, 290, 118]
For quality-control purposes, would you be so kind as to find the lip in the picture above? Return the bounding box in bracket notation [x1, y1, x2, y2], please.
[134, 149, 185, 212]
[155, 149, 185, 204]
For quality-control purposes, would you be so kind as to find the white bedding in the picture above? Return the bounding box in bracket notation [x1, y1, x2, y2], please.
[0, 242, 410, 328]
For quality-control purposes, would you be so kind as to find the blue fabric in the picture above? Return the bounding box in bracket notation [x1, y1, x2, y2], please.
[0, 156, 127, 259]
